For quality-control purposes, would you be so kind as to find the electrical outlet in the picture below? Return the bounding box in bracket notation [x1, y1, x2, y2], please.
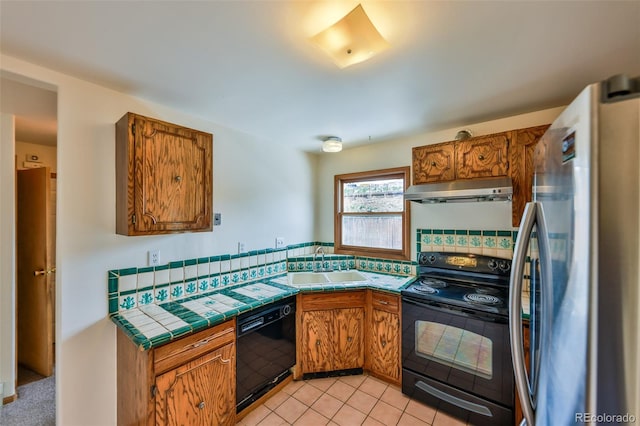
[275, 237, 285, 249]
[148, 250, 160, 266]
[238, 242, 246, 253]
[213, 212, 221, 226]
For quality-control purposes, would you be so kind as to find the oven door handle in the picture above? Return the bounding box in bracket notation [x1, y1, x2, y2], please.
[414, 380, 493, 417]
[402, 297, 505, 323]
[509, 201, 537, 426]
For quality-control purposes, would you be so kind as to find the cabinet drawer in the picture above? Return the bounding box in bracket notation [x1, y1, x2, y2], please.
[412, 142, 456, 184]
[370, 291, 399, 313]
[300, 291, 366, 310]
[154, 319, 235, 374]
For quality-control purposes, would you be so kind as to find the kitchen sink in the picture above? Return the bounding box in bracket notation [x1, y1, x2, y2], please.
[288, 272, 328, 285]
[325, 271, 366, 282]
[287, 270, 367, 286]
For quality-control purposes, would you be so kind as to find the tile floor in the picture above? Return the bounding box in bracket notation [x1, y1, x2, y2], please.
[236, 374, 470, 426]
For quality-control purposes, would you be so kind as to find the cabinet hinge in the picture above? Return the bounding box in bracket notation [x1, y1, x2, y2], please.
[151, 385, 157, 398]
[132, 214, 136, 224]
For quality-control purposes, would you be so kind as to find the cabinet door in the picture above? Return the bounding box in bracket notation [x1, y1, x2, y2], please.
[133, 115, 212, 233]
[456, 134, 509, 179]
[333, 308, 364, 371]
[412, 142, 456, 184]
[369, 308, 400, 383]
[301, 310, 333, 373]
[155, 342, 235, 426]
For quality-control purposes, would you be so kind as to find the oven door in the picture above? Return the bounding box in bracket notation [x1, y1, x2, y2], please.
[402, 296, 514, 409]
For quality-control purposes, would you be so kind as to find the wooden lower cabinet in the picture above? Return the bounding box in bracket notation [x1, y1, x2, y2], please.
[298, 291, 366, 375]
[297, 290, 401, 385]
[367, 291, 401, 384]
[117, 319, 236, 426]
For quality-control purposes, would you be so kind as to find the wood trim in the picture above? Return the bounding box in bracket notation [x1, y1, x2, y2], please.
[235, 375, 292, 422]
[334, 166, 411, 261]
[3, 394, 17, 405]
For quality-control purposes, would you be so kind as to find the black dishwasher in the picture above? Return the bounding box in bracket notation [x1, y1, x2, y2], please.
[236, 296, 296, 413]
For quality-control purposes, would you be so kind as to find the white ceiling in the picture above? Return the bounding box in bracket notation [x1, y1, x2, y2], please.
[1, 1, 639, 151]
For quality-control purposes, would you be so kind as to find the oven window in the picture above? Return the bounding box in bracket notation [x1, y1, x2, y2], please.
[415, 321, 493, 380]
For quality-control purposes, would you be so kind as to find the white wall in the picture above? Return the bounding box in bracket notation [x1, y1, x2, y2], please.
[315, 106, 565, 259]
[15, 141, 57, 172]
[0, 54, 315, 425]
[0, 114, 16, 401]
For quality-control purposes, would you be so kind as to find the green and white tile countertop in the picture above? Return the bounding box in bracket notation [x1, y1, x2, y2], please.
[111, 271, 416, 351]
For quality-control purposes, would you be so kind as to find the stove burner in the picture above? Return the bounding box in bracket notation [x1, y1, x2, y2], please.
[464, 293, 501, 305]
[413, 284, 438, 294]
[474, 287, 500, 295]
[419, 278, 447, 288]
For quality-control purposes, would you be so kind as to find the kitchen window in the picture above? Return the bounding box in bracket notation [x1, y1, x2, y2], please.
[334, 167, 410, 260]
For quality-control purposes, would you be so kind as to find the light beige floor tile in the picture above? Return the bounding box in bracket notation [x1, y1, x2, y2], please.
[240, 404, 272, 426]
[308, 377, 338, 392]
[264, 389, 290, 411]
[339, 374, 366, 388]
[358, 376, 388, 399]
[368, 400, 403, 425]
[361, 416, 385, 426]
[404, 399, 437, 424]
[432, 410, 467, 426]
[380, 385, 411, 411]
[326, 380, 356, 402]
[274, 396, 308, 424]
[332, 404, 367, 426]
[292, 382, 324, 406]
[282, 380, 305, 395]
[293, 408, 330, 426]
[258, 411, 289, 426]
[311, 393, 344, 419]
[345, 389, 378, 415]
[398, 412, 432, 426]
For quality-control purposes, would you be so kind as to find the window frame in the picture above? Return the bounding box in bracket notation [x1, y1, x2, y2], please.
[334, 166, 411, 261]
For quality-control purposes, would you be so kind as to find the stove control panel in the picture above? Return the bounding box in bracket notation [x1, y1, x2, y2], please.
[418, 251, 512, 276]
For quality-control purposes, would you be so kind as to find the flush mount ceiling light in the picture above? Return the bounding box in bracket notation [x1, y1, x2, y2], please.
[455, 129, 473, 141]
[322, 136, 343, 153]
[310, 4, 389, 68]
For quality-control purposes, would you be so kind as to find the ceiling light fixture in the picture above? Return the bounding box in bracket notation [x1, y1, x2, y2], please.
[310, 4, 389, 69]
[455, 129, 473, 141]
[322, 136, 343, 153]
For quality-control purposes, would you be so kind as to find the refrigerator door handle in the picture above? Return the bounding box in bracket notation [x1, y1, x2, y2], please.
[509, 201, 537, 426]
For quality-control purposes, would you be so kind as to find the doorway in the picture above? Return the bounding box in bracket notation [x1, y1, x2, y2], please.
[0, 74, 58, 408]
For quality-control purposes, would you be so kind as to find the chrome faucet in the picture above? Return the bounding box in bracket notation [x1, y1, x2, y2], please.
[313, 246, 333, 272]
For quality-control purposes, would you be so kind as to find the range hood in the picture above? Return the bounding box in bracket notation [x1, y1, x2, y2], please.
[404, 177, 513, 203]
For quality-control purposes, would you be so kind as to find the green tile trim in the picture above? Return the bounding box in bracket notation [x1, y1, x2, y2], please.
[154, 264, 169, 271]
[497, 230, 512, 237]
[468, 230, 482, 236]
[118, 267, 137, 276]
[444, 229, 455, 235]
[482, 230, 497, 236]
[169, 261, 184, 268]
[197, 257, 210, 263]
[184, 259, 197, 266]
[455, 230, 468, 235]
[138, 266, 154, 274]
[432, 229, 443, 234]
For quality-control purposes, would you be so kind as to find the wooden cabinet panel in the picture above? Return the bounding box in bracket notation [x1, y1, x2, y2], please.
[369, 308, 400, 383]
[333, 308, 364, 371]
[300, 310, 333, 373]
[116, 112, 213, 235]
[456, 134, 509, 179]
[509, 125, 549, 226]
[117, 319, 235, 425]
[412, 142, 456, 184]
[155, 342, 235, 426]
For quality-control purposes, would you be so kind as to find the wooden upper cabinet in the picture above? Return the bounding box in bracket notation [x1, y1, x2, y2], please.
[456, 134, 509, 179]
[509, 125, 549, 226]
[412, 142, 456, 184]
[116, 112, 213, 235]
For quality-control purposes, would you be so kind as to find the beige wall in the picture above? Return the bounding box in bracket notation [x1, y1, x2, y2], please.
[15, 141, 57, 172]
[315, 106, 565, 260]
[0, 54, 316, 425]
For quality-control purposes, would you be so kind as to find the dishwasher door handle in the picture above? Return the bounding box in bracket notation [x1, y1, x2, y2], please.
[240, 317, 265, 334]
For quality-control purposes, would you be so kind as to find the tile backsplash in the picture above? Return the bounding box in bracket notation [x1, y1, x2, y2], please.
[108, 242, 415, 315]
[417, 228, 516, 259]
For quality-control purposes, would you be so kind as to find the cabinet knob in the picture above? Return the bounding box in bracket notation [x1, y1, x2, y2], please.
[430, 161, 436, 167]
[197, 401, 205, 410]
[347, 337, 353, 343]
[174, 175, 182, 182]
[478, 154, 485, 160]
[316, 340, 321, 346]
[381, 340, 387, 347]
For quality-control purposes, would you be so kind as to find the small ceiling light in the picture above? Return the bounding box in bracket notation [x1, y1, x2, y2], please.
[455, 129, 473, 141]
[310, 4, 389, 68]
[322, 136, 343, 153]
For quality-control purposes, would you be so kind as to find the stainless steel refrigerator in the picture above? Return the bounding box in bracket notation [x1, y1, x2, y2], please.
[509, 74, 640, 426]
